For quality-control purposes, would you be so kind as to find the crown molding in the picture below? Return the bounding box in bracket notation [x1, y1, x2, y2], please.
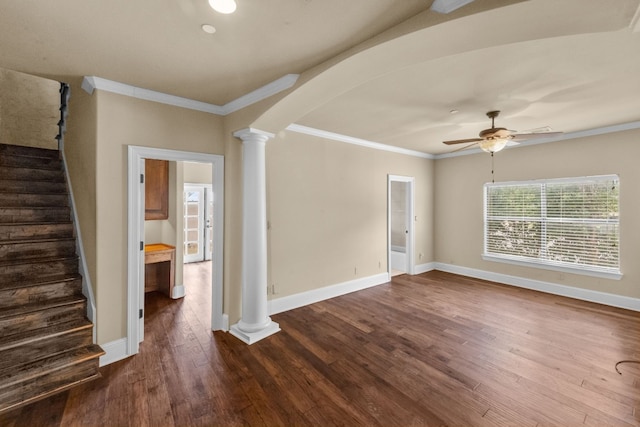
[430, 0, 476, 14]
[81, 74, 299, 116]
[286, 124, 434, 159]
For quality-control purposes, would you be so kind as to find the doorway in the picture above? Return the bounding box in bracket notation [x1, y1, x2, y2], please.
[127, 146, 224, 358]
[184, 184, 213, 264]
[388, 175, 415, 277]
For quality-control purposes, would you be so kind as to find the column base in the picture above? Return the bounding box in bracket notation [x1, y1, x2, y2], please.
[229, 321, 280, 345]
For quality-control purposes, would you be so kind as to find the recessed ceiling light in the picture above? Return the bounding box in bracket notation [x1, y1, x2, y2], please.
[208, 0, 237, 14]
[201, 24, 216, 34]
[450, 109, 459, 114]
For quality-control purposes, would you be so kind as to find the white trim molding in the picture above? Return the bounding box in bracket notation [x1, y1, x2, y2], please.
[435, 262, 640, 312]
[415, 262, 437, 274]
[60, 150, 97, 342]
[82, 74, 299, 116]
[127, 146, 225, 358]
[99, 338, 128, 367]
[268, 272, 390, 315]
[286, 124, 434, 159]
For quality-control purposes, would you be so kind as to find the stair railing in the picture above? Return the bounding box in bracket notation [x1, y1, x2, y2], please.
[55, 83, 70, 151]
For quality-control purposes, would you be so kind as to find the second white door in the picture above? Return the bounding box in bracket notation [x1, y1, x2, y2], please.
[184, 184, 213, 263]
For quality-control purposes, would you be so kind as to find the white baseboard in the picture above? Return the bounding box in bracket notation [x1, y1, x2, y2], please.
[268, 272, 390, 315]
[99, 338, 128, 367]
[435, 262, 640, 312]
[172, 284, 185, 299]
[415, 262, 437, 274]
[222, 314, 229, 331]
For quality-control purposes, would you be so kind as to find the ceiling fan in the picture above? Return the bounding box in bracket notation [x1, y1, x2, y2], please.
[443, 110, 562, 153]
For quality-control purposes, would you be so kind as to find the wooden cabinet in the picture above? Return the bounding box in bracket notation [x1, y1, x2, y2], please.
[145, 159, 168, 220]
[144, 243, 175, 297]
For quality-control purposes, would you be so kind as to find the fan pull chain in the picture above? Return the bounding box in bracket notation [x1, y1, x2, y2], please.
[491, 152, 495, 183]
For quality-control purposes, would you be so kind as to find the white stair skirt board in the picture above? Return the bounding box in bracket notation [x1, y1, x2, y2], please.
[99, 338, 128, 367]
[230, 322, 281, 345]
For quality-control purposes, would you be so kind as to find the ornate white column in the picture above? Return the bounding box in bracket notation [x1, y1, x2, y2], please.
[230, 128, 280, 344]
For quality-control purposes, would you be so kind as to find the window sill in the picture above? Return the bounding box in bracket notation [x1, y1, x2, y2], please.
[482, 254, 623, 280]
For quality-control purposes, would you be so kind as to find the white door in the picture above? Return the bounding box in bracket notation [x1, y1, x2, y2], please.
[204, 187, 214, 261]
[183, 184, 213, 263]
[388, 175, 415, 276]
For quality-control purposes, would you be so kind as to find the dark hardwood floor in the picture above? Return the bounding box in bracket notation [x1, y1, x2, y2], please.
[2, 267, 639, 426]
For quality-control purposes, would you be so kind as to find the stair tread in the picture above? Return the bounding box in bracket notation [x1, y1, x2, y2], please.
[0, 237, 76, 244]
[0, 254, 78, 267]
[0, 294, 86, 321]
[0, 344, 104, 389]
[0, 144, 60, 158]
[0, 275, 81, 291]
[0, 318, 92, 352]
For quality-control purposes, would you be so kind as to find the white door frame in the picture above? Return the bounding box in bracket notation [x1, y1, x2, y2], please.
[387, 175, 415, 276]
[127, 146, 225, 357]
[183, 184, 207, 264]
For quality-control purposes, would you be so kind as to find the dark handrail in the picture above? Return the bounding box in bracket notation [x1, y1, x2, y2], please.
[55, 82, 70, 151]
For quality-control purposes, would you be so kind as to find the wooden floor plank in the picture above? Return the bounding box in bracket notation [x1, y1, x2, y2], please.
[1, 267, 639, 426]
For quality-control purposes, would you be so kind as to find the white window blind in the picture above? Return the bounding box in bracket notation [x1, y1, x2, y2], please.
[484, 175, 620, 278]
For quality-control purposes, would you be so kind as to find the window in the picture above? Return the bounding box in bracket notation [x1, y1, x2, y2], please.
[483, 175, 620, 279]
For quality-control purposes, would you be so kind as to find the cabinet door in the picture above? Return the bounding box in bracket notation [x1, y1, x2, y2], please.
[145, 159, 168, 220]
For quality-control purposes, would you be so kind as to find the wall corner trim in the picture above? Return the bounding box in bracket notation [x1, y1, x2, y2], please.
[80, 74, 299, 116]
[286, 124, 434, 159]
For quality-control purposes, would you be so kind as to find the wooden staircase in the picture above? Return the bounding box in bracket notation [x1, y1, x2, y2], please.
[0, 143, 104, 414]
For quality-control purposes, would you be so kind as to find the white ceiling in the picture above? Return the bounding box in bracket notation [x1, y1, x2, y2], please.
[1, 0, 639, 155]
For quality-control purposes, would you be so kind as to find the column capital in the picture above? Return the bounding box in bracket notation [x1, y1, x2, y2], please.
[233, 127, 274, 143]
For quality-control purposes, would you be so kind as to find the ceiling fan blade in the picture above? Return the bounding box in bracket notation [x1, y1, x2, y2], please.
[449, 141, 480, 153]
[512, 131, 563, 141]
[443, 138, 483, 145]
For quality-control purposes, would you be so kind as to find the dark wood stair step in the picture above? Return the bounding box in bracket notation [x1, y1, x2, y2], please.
[0, 154, 62, 171]
[0, 238, 76, 262]
[0, 318, 93, 355]
[0, 179, 68, 194]
[0, 257, 79, 291]
[0, 144, 60, 160]
[0, 207, 71, 224]
[0, 344, 104, 413]
[0, 319, 94, 370]
[0, 295, 87, 336]
[0, 193, 69, 208]
[0, 222, 74, 241]
[0, 166, 65, 182]
[0, 276, 82, 309]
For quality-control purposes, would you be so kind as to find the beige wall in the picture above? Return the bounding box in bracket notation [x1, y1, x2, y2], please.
[93, 91, 224, 344]
[0, 68, 59, 150]
[266, 130, 434, 298]
[434, 128, 640, 299]
[183, 161, 213, 184]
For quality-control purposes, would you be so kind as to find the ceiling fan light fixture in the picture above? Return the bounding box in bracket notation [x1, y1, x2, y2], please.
[208, 0, 237, 14]
[479, 138, 508, 153]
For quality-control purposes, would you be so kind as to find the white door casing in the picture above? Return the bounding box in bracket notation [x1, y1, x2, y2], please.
[127, 146, 225, 357]
[387, 175, 415, 277]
